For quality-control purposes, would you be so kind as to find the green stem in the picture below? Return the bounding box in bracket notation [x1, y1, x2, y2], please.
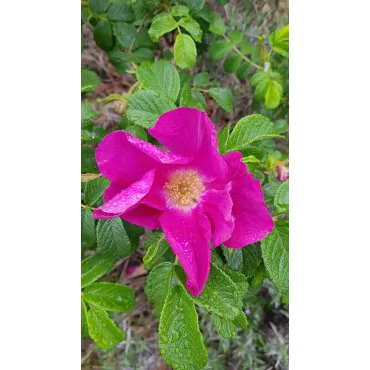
[81, 204, 95, 211]
[164, 5, 181, 34]
[191, 87, 209, 93]
[223, 35, 262, 70]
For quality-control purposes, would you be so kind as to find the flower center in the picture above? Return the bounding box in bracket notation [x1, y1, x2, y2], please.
[164, 169, 205, 209]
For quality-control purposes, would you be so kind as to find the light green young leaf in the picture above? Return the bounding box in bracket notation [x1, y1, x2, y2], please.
[223, 269, 249, 296]
[209, 12, 226, 35]
[249, 71, 269, 87]
[143, 232, 170, 268]
[83, 282, 135, 312]
[94, 20, 113, 52]
[174, 33, 197, 69]
[217, 124, 230, 154]
[148, 13, 178, 42]
[175, 263, 242, 319]
[146, 262, 173, 317]
[265, 80, 282, 110]
[227, 244, 262, 278]
[127, 90, 176, 128]
[274, 180, 289, 214]
[97, 218, 131, 258]
[87, 306, 125, 349]
[81, 252, 116, 288]
[81, 208, 96, 250]
[178, 17, 203, 42]
[209, 40, 233, 61]
[159, 285, 208, 370]
[208, 88, 233, 113]
[171, 5, 189, 17]
[233, 309, 249, 329]
[230, 30, 243, 44]
[223, 54, 243, 73]
[193, 72, 211, 87]
[114, 22, 136, 49]
[269, 24, 289, 57]
[81, 297, 89, 337]
[84, 177, 110, 206]
[81, 68, 100, 93]
[261, 220, 289, 294]
[227, 114, 284, 151]
[136, 60, 180, 101]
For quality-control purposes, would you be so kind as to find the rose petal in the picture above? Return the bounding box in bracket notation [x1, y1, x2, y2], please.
[160, 207, 212, 297]
[93, 169, 156, 219]
[223, 152, 274, 249]
[201, 187, 235, 247]
[149, 107, 227, 181]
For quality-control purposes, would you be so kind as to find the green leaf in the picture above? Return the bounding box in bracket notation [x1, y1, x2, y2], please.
[174, 33, 197, 69]
[274, 119, 289, 134]
[261, 220, 289, 294]
[90, 0, 110, 13]
[242, 155, 260, 164]
[250, 262, 267, 288]
[265, 80, 283, 110]
[108, 48, 129, 74]
[143, 232, 170, 268]
[233, 309, 249, 329]
[82, 146, 98, 173]
[159, 285, 208, 370]
[217, 124, 230, 154]
[81, 68, 100, 92]
[209, 40, 233, 61]
[249, 71, 269, 87]
[148, 13, 178, 42]
[180, 0, 205, 12]
[208, 88, 233, 113]
[97, 218, 131, 258]
[230, 30, 243, 44]
[254, 79, 269, 100]
[227, 114, 284, 151]
[136, 60, 180, 102]
[84, 177, 110, 207]
[146, 262, 173, 317]
[178, 17, 203, 42]
[107, 3, 135, 22]
[114, 22, 136, 49]
[81, 102, 97, 129]
[209, 12, 225, 35]
[180, 83, 205, 110]
[126, 90, 176, 128]
[81, 252, 116, 288]
[83, 282, 135, 312]
[269, 24, 289, 57]
[237, 62, 252, 80]
[223, 54, 243, 73]
[81, 297, 89, 337]
[87, 306, 125, 349]
[212, 314, 236, 338]
[81, 208, 96, 250]
[94, 20, 113, 52]
[175, 263, 242, 319]
[240, 39, 256, 55]
[129, 48, 154, 63]
[126, 125, 148, 141]
[274, 180, 289, 214]
[171, 5, 189, 17]
[122, 220, 144, 252]
[193, 72, 211, 87]
[227, 244, 262, 279]
[223, 269, 249, 296]
[133, 28, 155, 50]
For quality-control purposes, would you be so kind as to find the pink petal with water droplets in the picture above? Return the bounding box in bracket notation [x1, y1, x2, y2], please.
[160, 207, 211, 297]
[93, 169, 156, 219]
[201, 186, 235, 247]
[223, 152, 274, 249]
[149, 107, 227, 181]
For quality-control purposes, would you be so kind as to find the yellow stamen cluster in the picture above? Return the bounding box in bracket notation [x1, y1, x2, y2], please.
[164, 169, 204, 208]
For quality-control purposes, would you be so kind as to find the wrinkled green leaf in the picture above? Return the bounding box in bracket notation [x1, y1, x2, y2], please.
[209, 40, 233, 61]
[81, 297, 89, 337]
[81, 68, 100, 92]
[159, 285, 208, 370]
[174, 33, 197, 69]
[212, 314, 236, 338]
[94, 20, 113, 51]
[108, 48, 129, 74]
[107, 3, 134, 22]
[224, 54, 243, 73]
[180, 83, 205, 110]
[274, 180, 289, 214]
[81, 252, 116, 288]
[178, 17, 202, 42]
[209, 12, 225, 35]
[143, 232, 170, 268]
[148, 13, 178, 42]
[227, 245, 262, 279]
[217, 124, 230, 154]
[114, 22, 136, 49]
[81, 208, 96, 250]
[84, 177, 110, 207]
[171, 5, 189, 17]
[208, 87, 233, 113]
[91, 0, 110, 13]
[193, 72, 211, 87]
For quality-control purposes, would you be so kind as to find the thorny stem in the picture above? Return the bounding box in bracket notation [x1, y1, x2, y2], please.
[223, 35, 262, 70]
[81, 204, 95, 211]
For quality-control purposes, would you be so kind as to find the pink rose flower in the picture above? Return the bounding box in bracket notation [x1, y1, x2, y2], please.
[93, 108, 273, 296]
